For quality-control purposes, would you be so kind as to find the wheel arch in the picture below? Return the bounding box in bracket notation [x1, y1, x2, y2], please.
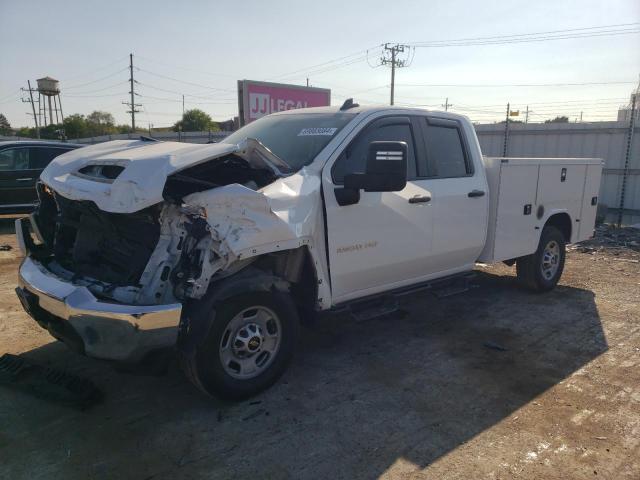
[178, 246, 319, 359]
[543, 211, 573, 243]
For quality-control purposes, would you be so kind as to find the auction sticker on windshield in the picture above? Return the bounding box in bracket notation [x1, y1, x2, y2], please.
[298, 127, 338, 136]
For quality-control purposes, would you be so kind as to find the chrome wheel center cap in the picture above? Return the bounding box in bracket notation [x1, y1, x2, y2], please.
[233, 323, 264, 357]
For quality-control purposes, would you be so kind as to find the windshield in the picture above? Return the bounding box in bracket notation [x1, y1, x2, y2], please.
[222, 112, 356, 171]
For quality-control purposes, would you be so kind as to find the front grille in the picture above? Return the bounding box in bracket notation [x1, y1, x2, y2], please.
[35, 191, 161, 286]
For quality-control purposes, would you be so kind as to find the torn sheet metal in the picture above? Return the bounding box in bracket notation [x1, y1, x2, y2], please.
[184, 170, 332, 308]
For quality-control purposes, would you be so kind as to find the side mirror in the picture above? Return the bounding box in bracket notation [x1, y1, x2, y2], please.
[335, 141, 408, 206]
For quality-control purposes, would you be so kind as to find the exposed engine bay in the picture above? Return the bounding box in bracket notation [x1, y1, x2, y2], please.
[31, 151, 280, 306]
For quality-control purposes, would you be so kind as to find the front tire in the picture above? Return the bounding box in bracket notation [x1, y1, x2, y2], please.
[516, 225, 566, 292]
[181, 291, 300, 400]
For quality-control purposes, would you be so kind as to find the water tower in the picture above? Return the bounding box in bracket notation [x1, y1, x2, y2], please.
[36, 76, 64, 126]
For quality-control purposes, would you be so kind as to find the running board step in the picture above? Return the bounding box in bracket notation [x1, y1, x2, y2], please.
[350, 297, 399, 322]
[431, 274, 476, 298]
[338, 272, 477, 321]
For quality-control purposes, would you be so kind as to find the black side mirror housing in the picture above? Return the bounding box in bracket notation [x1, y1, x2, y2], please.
[335, 141, 408, 206]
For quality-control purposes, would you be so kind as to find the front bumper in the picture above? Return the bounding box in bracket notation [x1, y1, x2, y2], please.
[17, 256, 182, 362]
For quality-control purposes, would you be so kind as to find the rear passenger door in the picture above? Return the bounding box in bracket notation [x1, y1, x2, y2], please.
[416, 117, 488, 273]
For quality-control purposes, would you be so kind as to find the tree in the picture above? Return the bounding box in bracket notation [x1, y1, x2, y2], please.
[63, 114, 88, 139]
[545, 116, 569, 124]
[86, 111, 116, 136]
[0, 114, 11, 135]
[39, 124, 65, 140]
[15, 126, 35, 138]
[173, 109, 218, 132]
[116, 124, 133, 134]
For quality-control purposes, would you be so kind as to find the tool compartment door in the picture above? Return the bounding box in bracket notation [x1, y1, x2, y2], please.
[492, 163, 540, 261]
[537, 163, 586, 243]
[578, 163, 603, 241]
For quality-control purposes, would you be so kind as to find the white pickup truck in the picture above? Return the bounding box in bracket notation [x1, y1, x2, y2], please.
[15, 101, 602, 399]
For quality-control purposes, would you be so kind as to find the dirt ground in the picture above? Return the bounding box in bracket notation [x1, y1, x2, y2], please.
[0, 216, 638, 480]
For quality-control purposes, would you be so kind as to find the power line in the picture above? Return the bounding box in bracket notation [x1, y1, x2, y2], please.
[139, 94, 236, 105]
[65, 67, 129, 90]
[454, 97, 628, 108]
[60, 55, 129, 83]
[136, 81, 236, 101]
[412, 22, 640, 44]
[66, 92, 129, 98]
[408, 23, 640, 47]
[65, 81, 129, 95]
[0, 89, 21, 103]
[396, 81, 635, 88]
[273, 45, 383, 80]
[136, 67, 235, 93]
[135, 55, 239, 79]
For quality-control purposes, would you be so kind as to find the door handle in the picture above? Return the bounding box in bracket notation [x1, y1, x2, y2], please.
[16, 178, 34, 182]
[468, 190, 485, 198]
[409, 195, 431, 204]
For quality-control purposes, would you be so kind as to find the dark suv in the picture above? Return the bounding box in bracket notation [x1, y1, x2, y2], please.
[0, 141, 82, 213]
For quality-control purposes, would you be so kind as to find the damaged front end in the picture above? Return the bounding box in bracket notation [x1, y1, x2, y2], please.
[29, 144, 282, 306]
[17, 138, 326, 361]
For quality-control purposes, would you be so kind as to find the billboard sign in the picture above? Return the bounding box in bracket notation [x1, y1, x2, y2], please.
[238, 80, 331, 126]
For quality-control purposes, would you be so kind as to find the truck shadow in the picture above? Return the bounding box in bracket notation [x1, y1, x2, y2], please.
[2, 270, 606, 479]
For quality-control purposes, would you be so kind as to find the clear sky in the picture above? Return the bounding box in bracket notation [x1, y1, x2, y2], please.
[1, 0, 638, 129]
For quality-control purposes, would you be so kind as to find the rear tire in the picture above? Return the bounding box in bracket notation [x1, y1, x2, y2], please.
[181, 291, 299, 401]
[516, 225, 566, 292]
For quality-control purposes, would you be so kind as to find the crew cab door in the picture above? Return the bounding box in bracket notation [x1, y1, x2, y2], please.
[415, 116, 488, 274]
[322, 115, 436, 303]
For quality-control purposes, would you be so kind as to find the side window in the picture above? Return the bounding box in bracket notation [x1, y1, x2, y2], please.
[332, 118, 417, 184]
[0, 148, 30, 171]
[30, 147, 68, 169]
[423, 119, 470, 178]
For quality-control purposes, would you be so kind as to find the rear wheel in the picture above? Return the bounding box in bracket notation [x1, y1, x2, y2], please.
[181, 291, 299, 400]
[516, 225, 566, 292]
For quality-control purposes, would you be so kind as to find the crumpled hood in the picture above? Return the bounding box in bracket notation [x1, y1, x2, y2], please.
[40, 139, 239, 213]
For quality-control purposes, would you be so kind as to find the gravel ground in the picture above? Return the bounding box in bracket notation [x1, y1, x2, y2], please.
[0, 216, 638, 480]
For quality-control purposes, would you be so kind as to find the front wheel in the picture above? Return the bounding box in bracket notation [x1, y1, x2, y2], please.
[516, 225, 566, 292]
[180, 291, 300, 400]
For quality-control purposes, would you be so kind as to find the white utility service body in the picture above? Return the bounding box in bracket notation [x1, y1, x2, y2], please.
[15, 104, 602, 398]
[480, 157, 602, 263]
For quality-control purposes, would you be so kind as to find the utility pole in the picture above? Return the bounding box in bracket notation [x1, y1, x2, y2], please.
[442, 97, 452, 111]
[182, 94, 185, 117]
[579, 111, 583, 123]
[502, 102, 510, 157]
[306, 78, 309, 87]
[380, 43, 411, 105]
[122, 53, 141, 131]
[525, 105, 529, 124]
[618, 92, 638, 227]
[22, 80, 40, 138]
